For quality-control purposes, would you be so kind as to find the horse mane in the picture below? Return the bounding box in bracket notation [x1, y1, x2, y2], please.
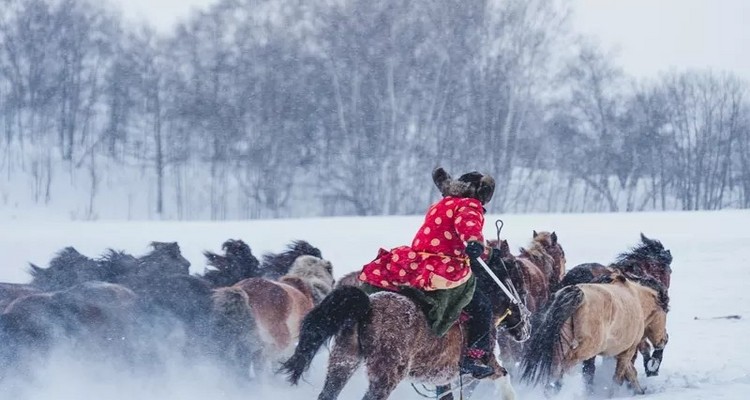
[97, 249, 139, 280]
[28, 247, 102, 291]
[202, 239, 260, 287]
[138, 242, 190, 275]
[630, 275, 670, 312]
[261, 240, 322, 279]
[614, 234, 671, 272]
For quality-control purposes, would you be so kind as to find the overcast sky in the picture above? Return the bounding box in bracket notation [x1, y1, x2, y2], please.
[113, 0, 750, 80]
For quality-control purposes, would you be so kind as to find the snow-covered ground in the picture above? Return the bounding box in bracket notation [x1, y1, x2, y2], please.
[0, 210, 748, 399]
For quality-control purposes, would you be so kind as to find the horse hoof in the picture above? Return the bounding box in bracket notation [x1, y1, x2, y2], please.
[645, 358, 660, 376]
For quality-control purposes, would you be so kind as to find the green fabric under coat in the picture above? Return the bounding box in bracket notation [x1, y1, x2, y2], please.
[361, 274, 476, 337]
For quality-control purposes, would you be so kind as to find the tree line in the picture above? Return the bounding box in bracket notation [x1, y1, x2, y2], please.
[1, 0, 747, 220]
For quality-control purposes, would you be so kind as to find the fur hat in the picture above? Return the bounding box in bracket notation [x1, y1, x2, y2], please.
[432, 167, 495, 204]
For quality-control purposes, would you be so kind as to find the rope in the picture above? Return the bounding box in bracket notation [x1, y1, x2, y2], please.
[410, 383, 437, 398]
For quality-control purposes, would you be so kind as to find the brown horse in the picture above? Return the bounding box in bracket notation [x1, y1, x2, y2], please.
[210, 255, 334, 379]
[493, 231, 566, 367]
[560, 233, 673, 383]
[280, 249, 530, 400]
[516, 231, 566, 307]
[520, 274, 669, 396]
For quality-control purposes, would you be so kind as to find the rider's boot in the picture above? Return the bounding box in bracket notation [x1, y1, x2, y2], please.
[459, 289, 495, 379]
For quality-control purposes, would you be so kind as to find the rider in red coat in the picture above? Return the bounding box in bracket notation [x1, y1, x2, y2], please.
[359, 167, 497, 379]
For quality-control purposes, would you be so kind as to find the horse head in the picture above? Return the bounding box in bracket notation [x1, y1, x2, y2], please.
[28, 247, 101, 291]
[261, 240, 323, 278]
[615, 234, 672, 289]
[202, 239, 261, 287]
[139, 242, 191, 276]
[222, 239, 260, 277]
[285, 255, 335, 304]
[97, 249, 139, 281]
[532, 230, 567, 283]
[477, 247, 531, 343]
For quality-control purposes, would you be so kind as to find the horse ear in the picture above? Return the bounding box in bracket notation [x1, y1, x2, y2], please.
[28, 263, 45, 276]
[533, 230, 538, 238]
[551, 232, 558, 244]
[640, 233, 654, 245]
[432, 167, 452, 196]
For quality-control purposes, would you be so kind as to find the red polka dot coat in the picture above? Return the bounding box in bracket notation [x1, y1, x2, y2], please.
[359, 196, 487, 291]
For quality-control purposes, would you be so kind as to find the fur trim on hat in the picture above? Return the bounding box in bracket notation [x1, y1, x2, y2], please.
[432, 167, 495, 204]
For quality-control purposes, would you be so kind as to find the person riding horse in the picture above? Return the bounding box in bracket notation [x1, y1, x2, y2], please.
[358, 167, 497, 379]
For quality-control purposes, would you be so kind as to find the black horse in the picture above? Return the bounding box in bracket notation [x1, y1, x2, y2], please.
[0, 281, 139, 378]
[202, 239, 261, 287]
[260, 240, 322, 279]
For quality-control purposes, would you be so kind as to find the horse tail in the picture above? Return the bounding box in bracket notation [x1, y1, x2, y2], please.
[560, 266, 596, 287]
[280, 286, 370, 384]
[210, 287, 255, 343]
[520, 285, 584, 386]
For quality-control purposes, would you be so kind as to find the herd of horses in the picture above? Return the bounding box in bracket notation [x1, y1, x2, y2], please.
[0, 231, 673, 400]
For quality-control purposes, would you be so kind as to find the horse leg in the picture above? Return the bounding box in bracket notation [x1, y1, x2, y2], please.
[494, 374, 517, 400]
[613, 347, 644, 395]
[582, 357, 596, 394]
[435, 385, 453, 400]
[485, 355, 516, 400]
[644, 331, 668, 377]
[362, 362, 407, 400]
[318, 332, 362, 400]
[636, 340, 654, 376]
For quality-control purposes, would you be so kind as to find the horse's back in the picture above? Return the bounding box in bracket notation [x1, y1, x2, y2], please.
[0, 282, 40, 311]
[235, 277, 312, 351]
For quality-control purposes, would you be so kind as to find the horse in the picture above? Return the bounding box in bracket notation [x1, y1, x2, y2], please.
[561, 233, 672, 289]
[520, 273, 669, 396]
[210, 255, 335, 379]
[280, 247, 531, 400]
[202, 239, 261, 287]
[0, 247, 135, 311]
[560, 233, 673, 382]
[27, 242, 190, 291]
[134, 241, 191, 276]
[0, 281, 139, 377]
[516, 231, 567, 307]
[0, 283, 40, 311]
[493, 232, 566, 368]
[260, 240, 323, 279]
[28, 247, 104, 291]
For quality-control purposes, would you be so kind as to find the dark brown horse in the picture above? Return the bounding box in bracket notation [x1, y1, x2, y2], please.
[27, 242, 190, 291]
[561, 233, 672, 289]
[280, 249, 530, 400]
[493, 231, 566, 367]
[0, 283, 40, 310]
[560, 233, 673, 387]
[520, 274, 669, 396]
[0, 281, 139, 376]
[260, 240, 323, 279]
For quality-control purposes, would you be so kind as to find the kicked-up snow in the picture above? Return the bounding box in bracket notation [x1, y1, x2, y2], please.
[0, 210, 748, 399]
